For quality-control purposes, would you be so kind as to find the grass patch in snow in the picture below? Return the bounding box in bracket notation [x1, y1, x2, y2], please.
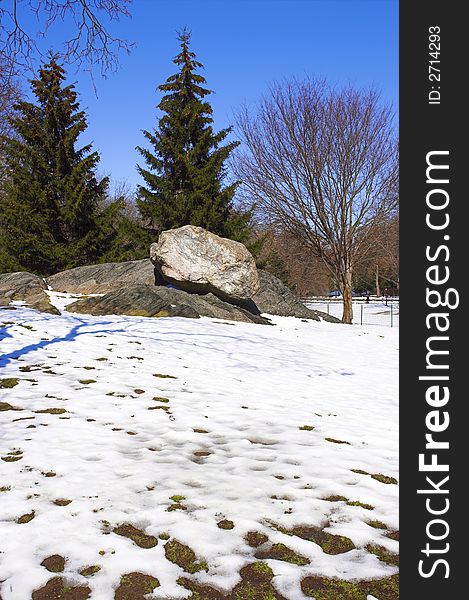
[366, 544, 399, 566]
[217, 519, 235, 530]
[41, 555, 66, 573]
[113, 523, 158, 549]
[371, 473, 398, 485]
[274, 524, 355, 555]
[115, 572, 160, 599]
[255, 542, 309, 565]
[245, 531, 269, 547]
[79, 565, 101, 577]
[301, 574, 399, 600]
[17, 510, 35, 524]
[153, 373, 177, 379]
[0, 378, 19, 388]
[164, 539, 208, 573]
[299, 425, 315, 431]
[32, 577, 91, 599]
[325, 437, 351, 445]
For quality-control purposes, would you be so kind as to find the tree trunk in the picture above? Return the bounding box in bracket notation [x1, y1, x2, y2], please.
[340, 266, 354, 324]
[375, 264, 381, 297]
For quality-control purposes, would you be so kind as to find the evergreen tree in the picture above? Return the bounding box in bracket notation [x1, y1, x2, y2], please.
[137, 29, 250, 240]
[0, 56, 115, 275]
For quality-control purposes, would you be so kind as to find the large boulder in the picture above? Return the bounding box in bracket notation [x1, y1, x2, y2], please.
[47, 259, 155, 294]
[252, 270, 340, 323]
[0, 272, 59, 314]
[66, 285, 270, 325]
[150, 226, 260, 302]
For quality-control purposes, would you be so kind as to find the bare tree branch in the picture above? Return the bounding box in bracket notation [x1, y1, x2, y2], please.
[233, 78, 398, 323]
[0, 0, 134, 83]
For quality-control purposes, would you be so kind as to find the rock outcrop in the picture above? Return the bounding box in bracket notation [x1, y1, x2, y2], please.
[47, 259, 155, 294]
[0, 272, 59, 314]
[150, 225, 260, 302]
[66, 285, 270, 325]
[253, 270, 341, 323]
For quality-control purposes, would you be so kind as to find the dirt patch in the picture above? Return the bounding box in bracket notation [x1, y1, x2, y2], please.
[32, 577, 91, 599]
[164, 539, 208, 573]
[153, 373, 177, 379]
[114, 572, 160, 600]
[325, 437, 351, 445]
[78, 380, 96, 385]
[113, 524, 158, 549]
[299, 425, 315, 431]
[53, 499, 72, 506]
[34, 408, 67, 415]
[41, 555, 66, 573]
[301, 574, 399, 600]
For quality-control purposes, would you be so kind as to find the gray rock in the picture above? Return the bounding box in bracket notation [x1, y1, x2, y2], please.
[0, 272, 59, 314]
[47, 259, 156, 294]
[66, 285, 270, 325]
[252, 270, 341, 323]
[150, 225, 260, 302]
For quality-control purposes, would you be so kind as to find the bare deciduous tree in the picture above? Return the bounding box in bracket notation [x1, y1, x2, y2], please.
[0, 0, 133, 84]
[234, 79, 398, 323]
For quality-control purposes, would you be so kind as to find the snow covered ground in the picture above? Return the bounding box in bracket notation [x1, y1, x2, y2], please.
[0, 294, 398, 599]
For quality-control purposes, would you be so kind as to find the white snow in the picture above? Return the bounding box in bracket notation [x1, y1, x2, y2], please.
[0, 296, 398, 599]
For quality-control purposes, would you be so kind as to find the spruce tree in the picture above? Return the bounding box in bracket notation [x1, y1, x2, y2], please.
[137, 29, 250, 240]
[0, 56, 113, 275]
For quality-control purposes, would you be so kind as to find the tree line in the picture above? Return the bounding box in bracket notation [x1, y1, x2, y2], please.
[0, 28, 398, 323]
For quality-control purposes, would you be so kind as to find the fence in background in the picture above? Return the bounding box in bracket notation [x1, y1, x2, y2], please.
[303, 298, 399, 328]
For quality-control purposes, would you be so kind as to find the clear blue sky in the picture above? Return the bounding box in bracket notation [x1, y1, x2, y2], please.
[23, 0, 399, 193]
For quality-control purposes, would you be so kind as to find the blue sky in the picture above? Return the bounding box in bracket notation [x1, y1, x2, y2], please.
[22, 0, 398, 192]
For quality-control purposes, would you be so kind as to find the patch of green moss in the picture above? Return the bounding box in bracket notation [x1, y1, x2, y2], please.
[325, 437, 351, 445]
[0, 378, 19, 388]
[153, 373, 177, 379]
[159, 532, 170, 540]
[386, 530, 400, 541]
[35, 408, 66, 414]
[164, 539, 208, 573]
[113, 524, 158, 549]
[371, 473, 398, 485]
[299, 425, 315, 431]
[351, 469, 369, 475]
